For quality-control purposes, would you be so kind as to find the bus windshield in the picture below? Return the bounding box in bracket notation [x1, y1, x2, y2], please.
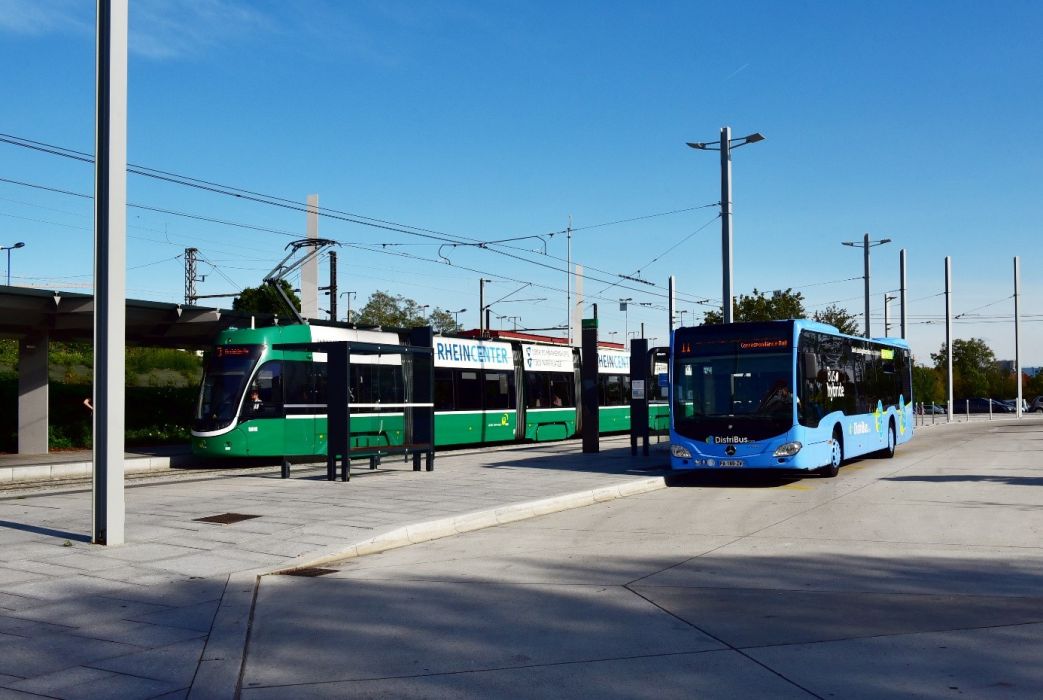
[672, 327, 794, 440]
[194, 345, 261, 431]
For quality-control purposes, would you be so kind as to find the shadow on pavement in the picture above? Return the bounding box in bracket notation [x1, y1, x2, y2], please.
[883, 474, 1043, 486]
[0, 519, 91, 542]
[665, 471, 806, 488]
[240, 549, 1043, 699]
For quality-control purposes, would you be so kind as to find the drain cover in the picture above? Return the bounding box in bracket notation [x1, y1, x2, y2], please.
[193, 513, 261, 525]
[280, 567, 337, 577]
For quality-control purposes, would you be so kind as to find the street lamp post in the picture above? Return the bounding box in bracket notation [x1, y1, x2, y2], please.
[842, 233, 891, 338]
[687, 128, 765, 324]
[619, 298, 632, 347]
[340, 290, 356, 323]
[451, 307, 467, 326]
[883, 294, 897, 336]
[1, 241, 25, 286]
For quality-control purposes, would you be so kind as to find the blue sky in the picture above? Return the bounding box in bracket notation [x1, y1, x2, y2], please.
[1, 0, 1041, 365]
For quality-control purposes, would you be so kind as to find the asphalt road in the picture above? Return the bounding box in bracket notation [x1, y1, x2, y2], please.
[237, 418, 1043, 698]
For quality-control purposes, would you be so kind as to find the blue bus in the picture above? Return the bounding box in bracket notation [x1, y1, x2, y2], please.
[669, 320, 913, 477]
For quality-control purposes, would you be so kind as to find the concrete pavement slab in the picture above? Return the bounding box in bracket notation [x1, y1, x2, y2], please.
[631, 585, 1043, 647]
[89, 637, 206, 686]
[747, 620, 1043, 699]
[240, 649, 811, 700]
[10, 666, 180, 700]
[637, 536, 1043, 597]
[242, 577, 724, 688]
[0, 629, 140, 678]
[129, 600, 221, 633]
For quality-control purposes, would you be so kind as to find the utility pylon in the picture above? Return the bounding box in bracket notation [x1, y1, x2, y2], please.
[184, 247, 202, 305]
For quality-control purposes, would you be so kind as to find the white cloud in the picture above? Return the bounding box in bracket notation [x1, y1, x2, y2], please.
[0, 0, 91, 36]
[0, 0, 273, 60]
[130, 0, 273, 60]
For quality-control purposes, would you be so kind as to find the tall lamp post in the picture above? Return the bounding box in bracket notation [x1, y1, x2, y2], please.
[841, 233, 891, 338]
[340, 290, 356, 323]
[1, 241, 25, 286]
[687, 128, 765, 323]
[451, 307, 467, 326]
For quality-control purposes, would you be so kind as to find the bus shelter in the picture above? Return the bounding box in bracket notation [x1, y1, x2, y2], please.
[274, 327, 434, 482]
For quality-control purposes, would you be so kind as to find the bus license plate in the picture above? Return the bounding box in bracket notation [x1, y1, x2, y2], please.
[718, 460, 744, 467]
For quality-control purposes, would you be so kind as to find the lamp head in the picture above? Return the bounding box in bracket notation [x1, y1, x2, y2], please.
[13, 242, 24, 249]
[880, 238, 892, 244]
[743, 133, 766, 144]
[686, 142, 708, 150]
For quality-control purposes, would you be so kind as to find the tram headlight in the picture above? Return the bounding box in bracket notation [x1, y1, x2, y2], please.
[671, 444, 692, 459]
[773, 441, 802, 457]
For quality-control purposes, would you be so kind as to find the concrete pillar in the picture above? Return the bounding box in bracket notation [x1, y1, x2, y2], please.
[301, 194, 319, 319]
[18, 334, 49, 455]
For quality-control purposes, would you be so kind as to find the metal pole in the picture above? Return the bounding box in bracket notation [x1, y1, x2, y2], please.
[184, 247, 198, 305]
[93, 0, 127, 546]
[479, 278, 486, 335]
[567, 213, 575, 344]
[863, 232, 871, 338]
[883, 293, 890, 337]
[327, 251, 337, 321]
[945, 256, 953, 423]
[5, 248, 9, 286]
[668, 275, 676, 332]
[1015, 256, 1022, 418]
[720, 127, 733, 324]
[899, 248, 907, 339]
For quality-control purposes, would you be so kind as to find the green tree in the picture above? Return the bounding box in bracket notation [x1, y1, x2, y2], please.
[232, 281, 301, 315]
[702, 288, 806, 325]
[911, 364, 943, 404]
[1026, 371, 1043, 400]
[812, 303, 860, 335]
[429, 308, 462, 334]
[931, 338, 998, 399]
[355, 290, 439, 329]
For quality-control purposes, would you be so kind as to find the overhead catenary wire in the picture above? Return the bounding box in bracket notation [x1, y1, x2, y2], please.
[0, 169, 711, 306]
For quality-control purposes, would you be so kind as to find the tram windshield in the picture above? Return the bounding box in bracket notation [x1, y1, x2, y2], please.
[193, 345, 261, 431]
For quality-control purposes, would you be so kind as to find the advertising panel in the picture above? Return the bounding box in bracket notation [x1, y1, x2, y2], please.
[521, 344, 574, 373]
[434, 337, 514, 370]
[597, 349, 630, 375]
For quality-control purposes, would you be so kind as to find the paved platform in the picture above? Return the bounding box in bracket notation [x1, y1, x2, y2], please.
[0, 445, 195, 485]
[0, 416, 1039, 699]
[0, 435, 668, 699]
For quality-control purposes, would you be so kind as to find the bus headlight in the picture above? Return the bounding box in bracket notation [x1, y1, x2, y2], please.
[773, 442, 802, 457]
[671, 444, 692, 459]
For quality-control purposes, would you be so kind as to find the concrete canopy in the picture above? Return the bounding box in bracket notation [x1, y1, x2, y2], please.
[0, 285, 279, 349]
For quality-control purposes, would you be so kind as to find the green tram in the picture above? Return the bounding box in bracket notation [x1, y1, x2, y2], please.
[191, 324, 668, 458]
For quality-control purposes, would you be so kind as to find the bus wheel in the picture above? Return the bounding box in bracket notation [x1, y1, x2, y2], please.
[880, 421, 897, 459]
[820, 427, 842, 478]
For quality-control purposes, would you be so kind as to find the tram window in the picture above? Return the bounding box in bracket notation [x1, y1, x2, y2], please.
[434, 368, 454, 410]
[351, 364, 405, 411]
[601, 375, 624, 406]
[484, 370, 515, 410]
[456, 370, 483, 410]
[525, 372, 549, 408]
[548, 374, 575, 408]
[244, 361, 283, 418]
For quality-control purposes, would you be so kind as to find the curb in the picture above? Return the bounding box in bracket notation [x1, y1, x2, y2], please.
[269, 474, 668, 573]
[0, 453, 197, 485]
[194, 474, 669, 699]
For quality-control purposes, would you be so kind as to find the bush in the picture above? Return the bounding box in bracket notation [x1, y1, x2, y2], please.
[0, 380, 199, 452]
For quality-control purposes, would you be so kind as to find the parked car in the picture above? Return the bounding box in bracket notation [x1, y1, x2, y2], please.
[1031, 396, 1043, 413]
[1000, 399, 1028, 413]
[922, 402, 947, 414]
[962, 398, 1011, 414]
